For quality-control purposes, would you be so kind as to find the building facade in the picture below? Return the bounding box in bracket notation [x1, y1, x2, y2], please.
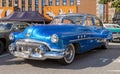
[0, 0, 99, 19]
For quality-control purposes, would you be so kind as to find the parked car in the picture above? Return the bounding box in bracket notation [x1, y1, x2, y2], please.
[103, 23, 120, 41]
[112, 13, 120, 24]
[9, 14, 112, 65]
[0, 22, 29, 54]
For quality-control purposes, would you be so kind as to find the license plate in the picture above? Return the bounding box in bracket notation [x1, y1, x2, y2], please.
[15, 52, 29, 58]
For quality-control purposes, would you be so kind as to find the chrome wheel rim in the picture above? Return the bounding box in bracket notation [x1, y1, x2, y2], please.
[64, 44, 75, 64]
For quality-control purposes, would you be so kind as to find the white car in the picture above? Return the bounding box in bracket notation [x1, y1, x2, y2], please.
[103, 23, 120, 41]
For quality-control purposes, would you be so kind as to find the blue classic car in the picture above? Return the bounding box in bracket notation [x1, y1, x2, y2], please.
[9, 14, 112, 65]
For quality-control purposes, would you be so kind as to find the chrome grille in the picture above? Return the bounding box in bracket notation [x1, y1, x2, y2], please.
[16, 41, 41, 47]
[15, 40, 50, 53]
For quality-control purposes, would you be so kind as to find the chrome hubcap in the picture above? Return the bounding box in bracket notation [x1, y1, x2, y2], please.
[64, 44, 75, 63]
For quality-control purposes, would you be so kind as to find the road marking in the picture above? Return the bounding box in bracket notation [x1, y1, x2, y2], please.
[112, 59, 120, 63]
[0, 53, 10, 58]
[99, 58, 120, 63]
[99, 58, 109, 62]
[108, 70, 120, 72]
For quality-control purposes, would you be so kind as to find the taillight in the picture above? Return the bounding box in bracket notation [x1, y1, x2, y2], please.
[112, 32, 117, 34]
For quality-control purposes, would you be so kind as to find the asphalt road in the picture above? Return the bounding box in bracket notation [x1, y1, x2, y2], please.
[0, 42, 120, 74]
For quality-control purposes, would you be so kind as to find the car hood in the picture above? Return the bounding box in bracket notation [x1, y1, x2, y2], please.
[107, 28, 120, 33]
[18, 25, 77, 41]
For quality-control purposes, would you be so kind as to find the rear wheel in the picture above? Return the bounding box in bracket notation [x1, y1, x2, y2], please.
[0, 41, 5, 54]
[58, 44, 75, 65]
[101, 40, 109, 49]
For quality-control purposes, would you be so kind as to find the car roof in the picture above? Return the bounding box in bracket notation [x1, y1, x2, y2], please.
[103, 23, 119, 26]
[56, 13, 96, 17]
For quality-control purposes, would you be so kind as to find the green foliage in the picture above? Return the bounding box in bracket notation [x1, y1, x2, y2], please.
[99, 0, 114, 4]
[111, 0, 120, 7]
[111, 0, 120, 12]
[99, 0, 120, 12]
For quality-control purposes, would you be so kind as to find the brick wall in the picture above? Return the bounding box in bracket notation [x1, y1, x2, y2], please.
[0, 0, 97, 15]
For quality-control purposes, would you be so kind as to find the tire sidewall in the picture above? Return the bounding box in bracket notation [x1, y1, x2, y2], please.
[63, 44, 75, 64]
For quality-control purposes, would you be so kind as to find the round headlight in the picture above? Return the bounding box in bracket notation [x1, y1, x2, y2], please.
[9, 33, 14, 40]
[51, 34, 59, 43]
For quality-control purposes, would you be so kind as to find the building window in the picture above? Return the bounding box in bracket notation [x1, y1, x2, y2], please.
[2, 0, 6, 7]
[35, 0, 39, 11]
[42, 0, 46, 6]
[28, 0, 32, 11]
[76, 0, 80, 5]
[8, 0, 12, 6]
[48, 0, 52, 6]
[70, 0, 74, 6]
[14, 0, 19, 11]
[56, 0, 60, 6]
[42, 0, 46, 14]
[14, 0, 19, 6]
[63, 0, 67, 6]
[22, 0, 25, 11]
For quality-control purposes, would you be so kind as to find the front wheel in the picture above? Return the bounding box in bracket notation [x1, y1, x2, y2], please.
[58, 44, 75, 65]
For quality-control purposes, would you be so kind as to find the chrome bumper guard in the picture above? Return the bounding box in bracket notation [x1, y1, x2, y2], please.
[9, 39, 64, 60]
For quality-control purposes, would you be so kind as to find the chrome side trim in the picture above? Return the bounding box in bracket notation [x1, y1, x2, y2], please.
[70, 37, 104, 42]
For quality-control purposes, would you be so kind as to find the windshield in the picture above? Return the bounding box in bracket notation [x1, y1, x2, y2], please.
[105, 24, 120, 28]
[0, 23, 13, 31]
[50, 16, 84, 25]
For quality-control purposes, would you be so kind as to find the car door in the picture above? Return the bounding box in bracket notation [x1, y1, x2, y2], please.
[92, 17, 109, 38]
[80, 16, 96, 52]
[91, 17, 107, 46]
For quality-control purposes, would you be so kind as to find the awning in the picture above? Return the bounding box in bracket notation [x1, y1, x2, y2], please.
[0, 11, 51, 23]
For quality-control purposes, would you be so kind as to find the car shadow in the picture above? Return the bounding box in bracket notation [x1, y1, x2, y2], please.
[0, 43, 120, 70]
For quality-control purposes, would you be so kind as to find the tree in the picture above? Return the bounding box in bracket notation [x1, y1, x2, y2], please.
[99, 0, 114, 22]
[99, 0, 113, 4]
[111, 0, 120, 12]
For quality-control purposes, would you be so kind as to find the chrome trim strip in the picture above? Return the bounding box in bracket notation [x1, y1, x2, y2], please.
[70, 37, 104, 42]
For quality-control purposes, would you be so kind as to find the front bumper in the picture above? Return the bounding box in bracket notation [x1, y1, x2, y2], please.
[9, 39, 64, 60]
[13, 51, 64, 60]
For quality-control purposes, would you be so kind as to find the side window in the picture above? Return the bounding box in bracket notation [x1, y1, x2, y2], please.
[16, 24, 20, 29]
[94, 17, 103, 26]
[15, 23, 28, 30]
[19, 24, 28, 30]
[62, 16, 84, 25]
[63, 19, 73, 24]
[84, 17, 94, 26]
